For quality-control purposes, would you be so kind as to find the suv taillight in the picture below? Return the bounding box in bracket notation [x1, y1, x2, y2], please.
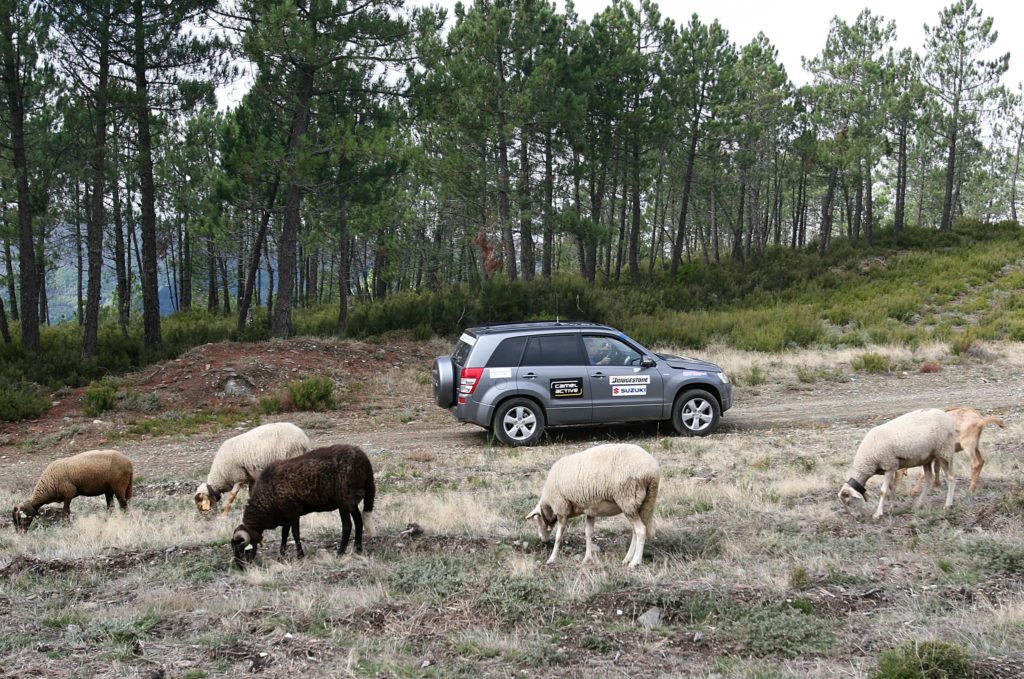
[458, 367, 483, 404]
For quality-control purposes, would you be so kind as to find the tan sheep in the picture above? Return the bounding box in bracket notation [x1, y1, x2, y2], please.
[12, 449, 134, 531]
[838, 409, 956, 520]
[526, 443, 660, 568]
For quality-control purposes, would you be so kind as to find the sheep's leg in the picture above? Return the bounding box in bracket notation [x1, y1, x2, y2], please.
[221, 482, 245, 514]
[62, 499, 72, 522]
[293, 520, 304, 558]
[116, 492, 128, 510]
[351, 509, 364, 554]
[280, 524, 290, 556]
[940, 459, 957, 509]
[338, 509, 352, 556]
[105, 491, 114, 510]
[967, 440, 984, 493]
[623, 513, 647, 568]
[546, 517, 567, 565]
[913, 464, 934, 510]
[582, 515, 597, 564]
[872, 472, 895, 520]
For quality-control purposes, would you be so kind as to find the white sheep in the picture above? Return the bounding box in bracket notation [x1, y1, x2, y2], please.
[526, 443, 660, 569]
[194, 422, 310, 514]
[838, 408, 956, 520]
[12, 449, 134, 531]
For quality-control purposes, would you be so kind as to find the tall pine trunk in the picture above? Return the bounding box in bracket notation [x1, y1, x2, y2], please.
[83, 3, 110, 358]
[133, 0, 161, 349]
[272, 63, 315, 338]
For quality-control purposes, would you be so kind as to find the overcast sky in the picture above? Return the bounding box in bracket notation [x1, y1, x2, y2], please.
[423, 0, 1023, 88]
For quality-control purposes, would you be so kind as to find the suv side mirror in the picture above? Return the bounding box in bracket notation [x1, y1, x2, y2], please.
[640, 357, 656, 368]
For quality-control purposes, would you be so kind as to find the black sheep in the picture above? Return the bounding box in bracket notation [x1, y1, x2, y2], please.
[231, 444, 376, 568]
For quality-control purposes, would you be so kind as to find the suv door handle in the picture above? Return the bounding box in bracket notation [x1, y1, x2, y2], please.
[522, 372, 537, 379]
[592, 372, 606, 378]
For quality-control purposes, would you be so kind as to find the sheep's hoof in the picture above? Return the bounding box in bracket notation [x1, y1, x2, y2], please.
[871, 512, 884, 520]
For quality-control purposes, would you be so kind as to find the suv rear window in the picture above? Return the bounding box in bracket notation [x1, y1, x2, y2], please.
[522, 334, 583, 366]
[451, 333, 475, 367]
[486, 336, 527, 367]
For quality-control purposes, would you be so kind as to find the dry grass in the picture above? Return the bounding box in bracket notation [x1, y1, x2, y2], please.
[2, 342, 1023, 677]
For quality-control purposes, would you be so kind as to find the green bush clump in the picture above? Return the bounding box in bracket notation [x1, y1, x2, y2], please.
[258, 396, 283, 415]
[851, 352, 891, 373]
[870, 640, 971, 679]
[83, 379, 119, 417]
[287, 377, 334, 412]
[0, 380, 51, 421]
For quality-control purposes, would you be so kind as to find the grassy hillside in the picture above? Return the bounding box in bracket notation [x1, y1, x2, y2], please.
[2, 219, 1022, 421]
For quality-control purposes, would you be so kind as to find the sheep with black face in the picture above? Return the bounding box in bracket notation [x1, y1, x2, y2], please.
[231, 444, 376, 568]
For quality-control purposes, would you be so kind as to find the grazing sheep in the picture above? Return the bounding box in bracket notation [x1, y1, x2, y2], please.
[896, 406, 1006, 494]
[838, 409, 956, 520]
[194, 422, 310, 514]
[526, 443, 660, 569]
[12, 449, 134, 531]
[231, 444, 376, 568]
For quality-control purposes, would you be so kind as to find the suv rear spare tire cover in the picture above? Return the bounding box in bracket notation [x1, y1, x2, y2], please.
[432, 356, 455, 408]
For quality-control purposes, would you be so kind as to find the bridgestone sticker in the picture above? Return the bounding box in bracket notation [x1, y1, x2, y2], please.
[612, 385, 647, 396]
[489, 368, 512, 379]
[608, 375, 651, 386]
[550, 378, 584, 399]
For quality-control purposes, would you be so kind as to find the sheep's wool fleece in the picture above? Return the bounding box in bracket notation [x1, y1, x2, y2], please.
[207, 422, 310, 491]
[853, 409, 955, 472]
[541, 443, 659, 510]
[32, 449, 132, 499]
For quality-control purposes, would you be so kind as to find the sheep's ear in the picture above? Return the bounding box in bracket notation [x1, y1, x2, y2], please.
[231, 528, 250, 546]
[525, 507, 541, 521]
[839, 485, 865, 503]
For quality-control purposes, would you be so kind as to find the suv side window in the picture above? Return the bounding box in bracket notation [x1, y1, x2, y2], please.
[486, 337, 527, 367]
[583, 335, 643, 366]
[523, 334, 584, 366]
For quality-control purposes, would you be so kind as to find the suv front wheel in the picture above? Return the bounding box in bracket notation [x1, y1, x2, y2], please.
[672, 389, 720, 437]
[493, 398, 546, 446]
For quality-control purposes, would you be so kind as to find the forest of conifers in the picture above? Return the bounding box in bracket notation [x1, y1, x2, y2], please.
[0, 0, 1020, 360]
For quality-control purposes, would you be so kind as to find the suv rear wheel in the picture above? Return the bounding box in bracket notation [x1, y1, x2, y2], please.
[493, 398, 545, 446]
[672, 389, 720, 437]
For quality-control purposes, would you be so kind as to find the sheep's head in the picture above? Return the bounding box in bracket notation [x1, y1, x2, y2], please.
[231, 525, 263, 568]
[11, 504, 36, 532]
[525, 503, 556, 542]
[838, 481, 868, 517]
[194, 484, 222, 513]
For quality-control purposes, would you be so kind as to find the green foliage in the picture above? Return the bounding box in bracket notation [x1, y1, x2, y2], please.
[287, 377, 335, 412]
[120, 390, 161, 413]
[0, 379, 51, 421]
[742, 365, 767, 386]
[870, 640, 971, 679]
[258, 396, 283, 415]
[721, 603, 835, 658]
[851, 352, 891, 373]
[83, 379, 119, 417]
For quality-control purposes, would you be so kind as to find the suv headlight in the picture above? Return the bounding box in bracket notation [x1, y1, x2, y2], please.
[717, 372, 730, 384]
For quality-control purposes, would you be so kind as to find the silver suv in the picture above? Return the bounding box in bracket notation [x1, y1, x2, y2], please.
[432, 321, 733, 446]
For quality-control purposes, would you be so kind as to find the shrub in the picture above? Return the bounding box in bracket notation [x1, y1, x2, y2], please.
[743, 365, 767, 386]
[919, 361, 942, 374]
[870, 640, 971, 679]
[258, 396, 283, 415]
[83, 379, 118, 417]
[851, 352, 891, 373]
[120, 390, 161, 413]
[0, 380, 51, 421]
[287, 377, 334, 412]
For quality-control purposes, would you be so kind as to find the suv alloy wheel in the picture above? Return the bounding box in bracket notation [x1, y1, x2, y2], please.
[493, 397, 546, 446]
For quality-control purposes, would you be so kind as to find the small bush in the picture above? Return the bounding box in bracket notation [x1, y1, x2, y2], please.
[120, 390, 161, 413]
[871, 640, 971, 679]
[0, 380, 51, 421]
[851, 352, 891, 373]
[919, 361, 942, 374]
[788, 565, 811, 590]
[258, 396, 283, 415]
[743, 365, 767, 386]
[83, 379, 118, 417]
[287, 377, 334, 412]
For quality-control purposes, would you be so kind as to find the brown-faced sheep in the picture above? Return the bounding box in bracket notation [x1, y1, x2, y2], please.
[526, 443, 660, 569]
[12, 449, 134, 531]
[838, 409, 956, 520]
[194, 422, 310, 514]
[230, 444, 376, 568]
